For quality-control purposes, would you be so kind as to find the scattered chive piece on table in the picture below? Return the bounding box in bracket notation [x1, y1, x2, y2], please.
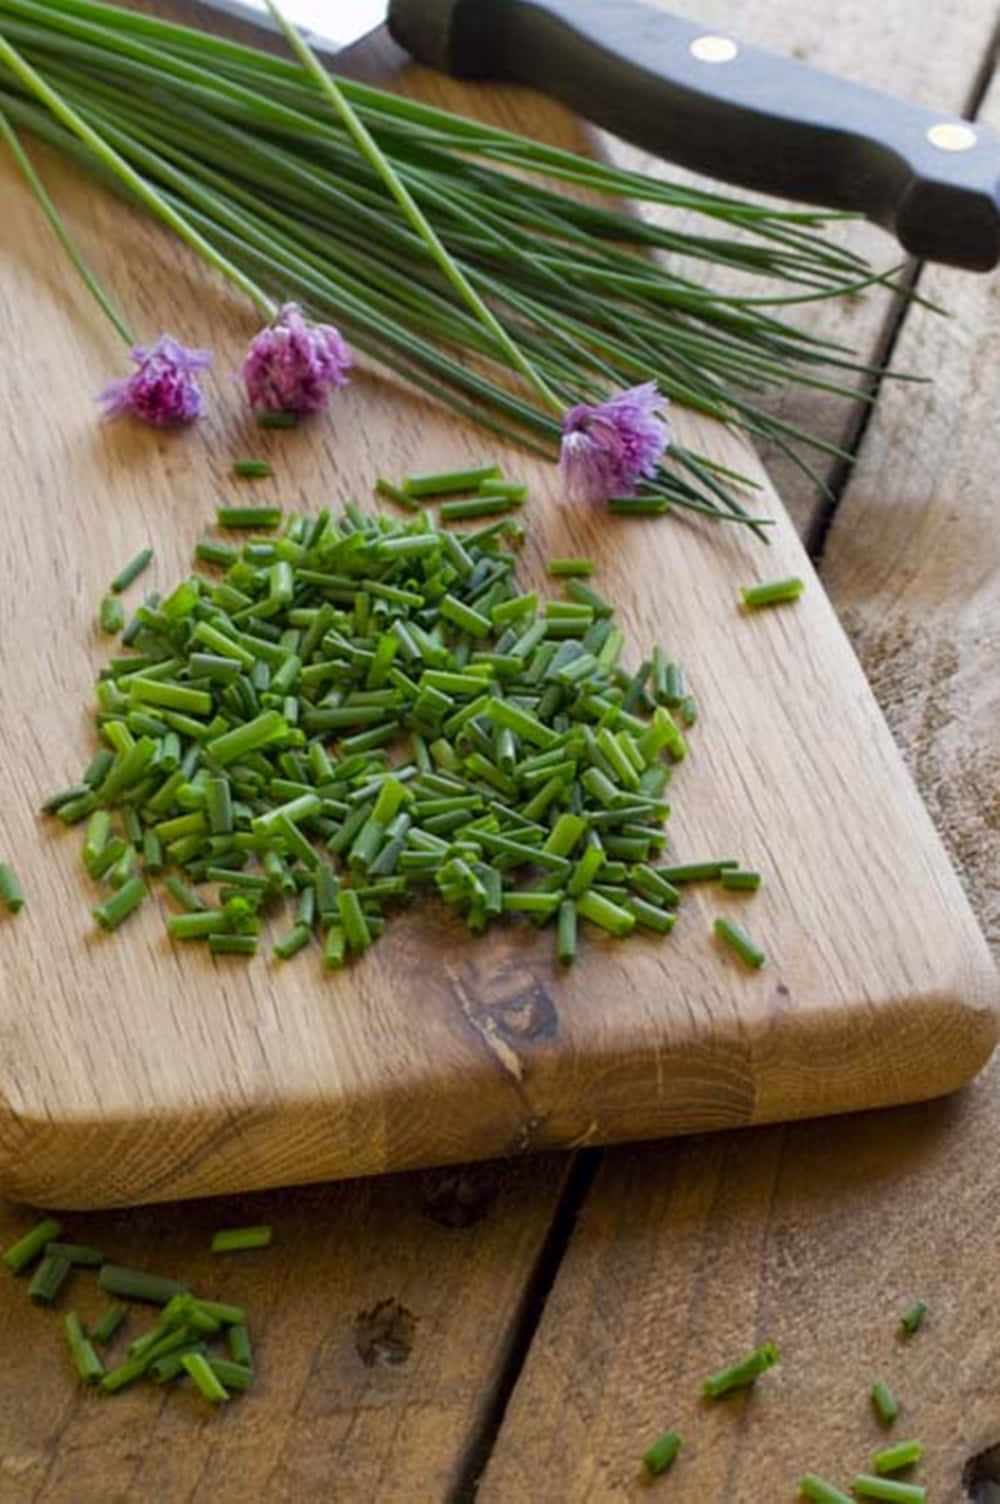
[851, 1476, 926, 1502]
[740, 576, 805, 610]
[182, 1351, 231, 1404]
[873, 1440, 924, 1474]
[232, 460, 272, 480]
[547, 558, 595, 578]
[720, 869, 762, 892]
[402, 464, 501, 498]
[99, 594, 126, 634]
[899, 1301, 927, 1336]
[227, 1323, 253, 1367]
[439, 495, 521, 521]
[255, 410, 298, 430]
[110, 547, 153, 594]
[89, 1303, 127, 1345]
[64, 1312, 105, 1386]
[211, 1226, 273, 1254]
[701, 1341, 779, 1398]
[714, 915, 767, 969]
[0, 862, 24, 914]
[216, 505, 283, 529]
[45, 1242, 104, 1267]
[871, 1380, 901, 1427]
[28, 1253, 72, 1306]
[641, 1428, 682, 1477]
[2, 1217, 62, 1273]
[798, 1476, 853, 1504]
[207, 1357, 254, 1392]
[98, 1264, 188, 1305]
[375, 477, 420, 511]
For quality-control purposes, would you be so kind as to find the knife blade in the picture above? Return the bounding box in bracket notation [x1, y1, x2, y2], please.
[195, 0, 387, 59]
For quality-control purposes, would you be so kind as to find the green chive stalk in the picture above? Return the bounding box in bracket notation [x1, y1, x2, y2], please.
[0, 0, 919, 526]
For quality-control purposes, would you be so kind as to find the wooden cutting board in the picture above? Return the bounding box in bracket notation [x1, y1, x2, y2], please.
[0, 95, 996, 1211]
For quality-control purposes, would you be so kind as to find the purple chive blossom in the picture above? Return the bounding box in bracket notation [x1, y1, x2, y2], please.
[243, 302, 352, 415]
[98, 336, 211, 427]
[559, 381, 669, 503]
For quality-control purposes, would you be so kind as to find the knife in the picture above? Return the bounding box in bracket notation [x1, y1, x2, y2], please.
[197, 0, 1000, 271]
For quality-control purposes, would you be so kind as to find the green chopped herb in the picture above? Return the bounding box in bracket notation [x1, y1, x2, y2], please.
[898, 1302, 926, 1336]
[45, 1242, 104, 1267]
[110, 547, 153, 594]
[99, 594, 126, 634]
[182, 1351, 230, 1403]
[871, 1380, 900, 1427]
[28, 1253, 72, 1306]
[0, 862, 24, 914]
[798, 1477, 853, 1504]
[714, 916, 766, 969]
[64, 1312, 105, 1385]
[211, 1225, 273, 1254]
[89, 1303, 127, 1345]
[851, 1476, 925, 1502]
[547, 558, 595, 578]
[641, 1428, 682, 1477]
[98, 1264, 188, 1305]
[255, 411, 298, 430]
[873, 1440, 923, 1474]
[216, 506, 283, 529]
[232, 459, 273, 479]
[741, 576, 805, 609]
[702, 1341, 779, 1398]
[403, 464, 500, 497]
[2, 1217, 62, 1274]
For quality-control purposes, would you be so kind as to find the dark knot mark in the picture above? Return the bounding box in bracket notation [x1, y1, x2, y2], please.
[354, 1298, 418, 1367]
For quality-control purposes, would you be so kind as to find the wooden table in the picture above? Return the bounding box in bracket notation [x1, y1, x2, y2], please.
[2, 4, 1000, 1499]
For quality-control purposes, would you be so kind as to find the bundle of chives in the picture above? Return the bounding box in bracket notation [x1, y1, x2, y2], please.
[0, 0, 915, 527]
[44, 478, 765, 971]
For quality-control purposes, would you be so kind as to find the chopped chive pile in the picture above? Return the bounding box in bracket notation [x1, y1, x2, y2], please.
[641, 1427, 682, 1477]
[44, 497, 762, 970]
[1, 1215, 257, 1408]
[741, 576, 805, 610]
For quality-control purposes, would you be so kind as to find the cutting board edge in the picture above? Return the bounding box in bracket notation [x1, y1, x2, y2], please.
[3, 961, 997, 1210]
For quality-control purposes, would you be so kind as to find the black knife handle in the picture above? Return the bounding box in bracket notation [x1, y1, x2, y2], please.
[388, 0, 1000, 270]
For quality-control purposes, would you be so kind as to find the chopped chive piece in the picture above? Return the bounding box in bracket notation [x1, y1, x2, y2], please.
[547, 558, 594, 578]
[99, 594, 126, 634]
[557, 898, 577, 965]
[798, 1477, 853, 1504]
[210, 933, 258, 956]
[324, 923, 347, 969]
[89, 1303, 127, 1345]
[660, 861, 738, 883]
[65, 1313, 105, 1385]
[403, 464, 500, 497]
[440, 495, 519, 521]
[28, 1254, 72, 1306]
[148, 1342, 207, 1383]
[110, 547, 153, 594]
[741, 576, 805, 609]
[702, 1341, 779, 1398]
[232, 459, 272, 479]
[216, 505, 283, 529]
[575, 890, 635, 937]
[211, 1226, 273, 1254]
[163, 875, 207, 913]
[0, 862, 24, 914]
[93, 876, 147, 931]
[45, 1242, 104, 1267]
[714, 916, 766, 969]
[375, 477, 420, 511]
[206, 1357, 254, 1391]
[873, 1440, 923, 1475]
[641, 1428, 682, 1477]
[337, 889, 372, 953]
[898, 1302, 926, 1336]
[273, 923, 311, 959]
[851, 1477, 925, 1502]
[181, 1351, 230, 1404]
[477, 479, 526, 500]
[2, 1218, 62, 1274]
[98, 1264, 188, 1305]
[100, 1357, 151, 1393]
[255, 410, 298, 430]
[227, 1324, 253, 1367]
[720, 869, 762, 891]
[871, 1381, 900, 1427]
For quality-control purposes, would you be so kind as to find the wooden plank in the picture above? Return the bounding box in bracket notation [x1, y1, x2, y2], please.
[0, 14, 996, 1210]
[482, 19, 1000, 1504]
[0, 1158, 567, 1501]
[594, 0, 1000, 534]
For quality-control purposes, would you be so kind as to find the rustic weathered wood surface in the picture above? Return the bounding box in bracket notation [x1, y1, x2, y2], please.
[3, 2, 1000, 1499]
[3, 15, 993, 1213]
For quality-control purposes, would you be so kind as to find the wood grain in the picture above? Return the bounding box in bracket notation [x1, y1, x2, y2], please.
[483, 14, 1000, 1504]
[0, 19, 997, 1212]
